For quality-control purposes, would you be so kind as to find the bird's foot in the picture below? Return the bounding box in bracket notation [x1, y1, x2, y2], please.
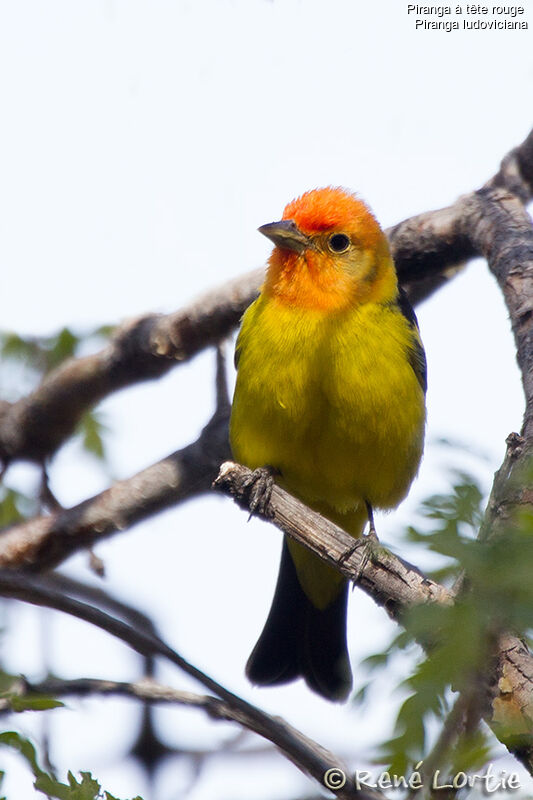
[338, 537, 365, 567]
[242, 465, 279, 519]
[338, 531, 376, 566]
[338, 511, 381, 586]
[342, 502, 381, 584]
[348, 534, 380, 586]
[339, 501, 380, 571]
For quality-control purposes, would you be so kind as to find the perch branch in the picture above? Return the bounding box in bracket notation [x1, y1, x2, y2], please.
[214, 460, 533, 770]
[214, 462, 453, 617]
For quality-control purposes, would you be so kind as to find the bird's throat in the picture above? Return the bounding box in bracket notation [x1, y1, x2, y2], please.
[263, 248, 398, 312]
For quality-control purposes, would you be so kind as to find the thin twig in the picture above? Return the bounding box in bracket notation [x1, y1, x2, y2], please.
[0, 675, 232, 714]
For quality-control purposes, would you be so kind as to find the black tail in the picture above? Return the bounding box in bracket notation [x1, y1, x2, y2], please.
[246, 539, 352, 702]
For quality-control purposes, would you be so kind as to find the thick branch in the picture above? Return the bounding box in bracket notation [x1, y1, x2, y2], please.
[459, 190, 533, 436]
[2, 129, 533, 467]
[0, 570, 382, 800]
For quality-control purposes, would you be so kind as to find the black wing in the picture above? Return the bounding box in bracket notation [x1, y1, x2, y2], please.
[397, 286, 427, 394]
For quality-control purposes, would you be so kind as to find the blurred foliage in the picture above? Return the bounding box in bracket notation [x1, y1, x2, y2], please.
[0, 325, 112, 466]
[78, 410, 109, 462]
[1, 328, 77, 375]
[0, 325, 113, 402]
[0, 486, 39, 528]
[356, 469, 533, 777]
[0, 325, 113, 528]
[0, 324, 138, 796]
[0, 672, 64, 713]
[0, 731, 142, 800]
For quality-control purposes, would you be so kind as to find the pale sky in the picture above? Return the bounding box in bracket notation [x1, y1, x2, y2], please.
[1, 1, 532, 798]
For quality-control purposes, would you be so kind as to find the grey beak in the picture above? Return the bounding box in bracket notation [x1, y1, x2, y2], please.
[258, 219, 310, 253]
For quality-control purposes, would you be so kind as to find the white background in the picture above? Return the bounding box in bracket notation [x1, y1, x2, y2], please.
[0, 1, 531, 798]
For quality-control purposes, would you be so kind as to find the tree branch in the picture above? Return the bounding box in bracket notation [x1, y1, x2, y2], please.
[1, 129, 532, 468]
[215, 463, 452, 615]
[0, 406, 230, 571]
[486, 126, 533, 203]
[0, 676, 216, 714]
[461, 189, 533, 434]
[0, 269, 261, 466]
[214, 460, 533, 771]
[0, 569, 383, 800]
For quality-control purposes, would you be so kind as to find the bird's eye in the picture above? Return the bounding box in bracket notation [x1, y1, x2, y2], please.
[327, 233, 351, 253]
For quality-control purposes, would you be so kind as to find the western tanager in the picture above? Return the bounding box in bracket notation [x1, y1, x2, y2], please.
[230, 187, 427, 701]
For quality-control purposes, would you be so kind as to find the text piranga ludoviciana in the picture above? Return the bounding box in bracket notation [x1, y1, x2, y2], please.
[230, 187, 427, 701]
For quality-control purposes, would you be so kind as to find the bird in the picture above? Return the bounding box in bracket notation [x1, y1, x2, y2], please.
[229, 186, 427, 701]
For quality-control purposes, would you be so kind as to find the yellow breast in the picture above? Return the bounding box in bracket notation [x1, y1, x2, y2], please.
[230, 292, 426, 521]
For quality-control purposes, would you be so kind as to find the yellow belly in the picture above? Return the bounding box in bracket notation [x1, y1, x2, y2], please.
[230, 293, 426, 606]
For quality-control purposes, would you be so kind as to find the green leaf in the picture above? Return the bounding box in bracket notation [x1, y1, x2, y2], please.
[0, 732, 144, 799]
[34, 770, 142, 800]
[92, 324, 115, 340]
[449, 729, 495, 775]
[69, 771, 101, 799]
[34, 774, 73, 800]
[0, 333, 43, 366]
[0, 489, 25, 526]
[44, 328, 79, 372]
[0, 731, 45, 777]
[0, 485, 39, 526]
[351, 681, 370, 707]
[361, 652, 390, 669]
[104, 796, 143, 800]
[0, 672, 19, 693]
[78, 410, 108, 461]
[8, 694, 65, 712]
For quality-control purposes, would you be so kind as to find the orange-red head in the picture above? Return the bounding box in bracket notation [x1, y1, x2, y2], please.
[260, 187, 397, 312]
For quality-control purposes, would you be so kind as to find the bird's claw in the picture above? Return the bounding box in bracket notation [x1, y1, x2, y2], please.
[242, 465, 278, 519]
[338, 528, 376, 559]
[338, 537, 365, 566]
[338, 531, 380, 587]
[339, 501, 380, 571]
